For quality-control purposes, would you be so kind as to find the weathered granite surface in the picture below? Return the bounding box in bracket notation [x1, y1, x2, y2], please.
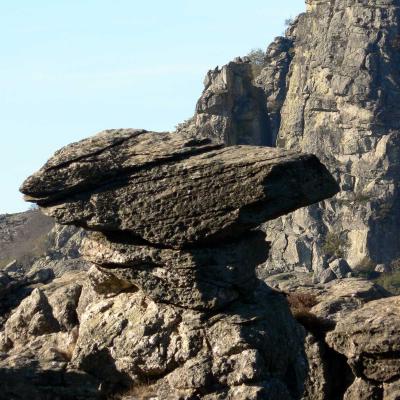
[327, 296, 400, 398]
[82, 230, 268, 310]
[265, 272, 393, 399]
[21, 129, 338, 248]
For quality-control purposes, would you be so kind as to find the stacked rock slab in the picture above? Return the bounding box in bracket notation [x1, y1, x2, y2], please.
[20, 129, 339, 399]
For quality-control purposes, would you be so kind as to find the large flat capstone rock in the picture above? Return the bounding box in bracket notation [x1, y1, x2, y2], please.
[21, 129, 339, 248]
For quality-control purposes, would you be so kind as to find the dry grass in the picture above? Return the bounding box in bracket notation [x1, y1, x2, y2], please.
[286, 292, 324, 333]
[286, 291, 318, 311]
[112, 383, 158, 400]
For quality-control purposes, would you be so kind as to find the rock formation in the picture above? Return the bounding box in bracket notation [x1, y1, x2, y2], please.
[0, 213, 89, 328]
[266, 272, 398, 400]
[21, 129, 338, 247]
[268, 0, 400, 273]
[182, 0, 400, 276]
[181, 61, 272, 146]
[11, 128, 338, 399]
[2, 0, 400, 398]
[327, 296, 400, 399]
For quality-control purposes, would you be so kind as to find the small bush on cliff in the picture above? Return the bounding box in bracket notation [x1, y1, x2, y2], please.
[286, 292, 327, 334]
[175, 117, 195, 132]
[284, 18, 294, 27]
[246, 48, 265, 65]
[322, 232, 349, 259]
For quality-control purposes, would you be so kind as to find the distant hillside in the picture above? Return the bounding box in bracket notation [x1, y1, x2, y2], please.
[0, 210, 54, 269]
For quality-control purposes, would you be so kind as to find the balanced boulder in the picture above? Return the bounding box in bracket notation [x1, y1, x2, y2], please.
[17, 129, 339, 399]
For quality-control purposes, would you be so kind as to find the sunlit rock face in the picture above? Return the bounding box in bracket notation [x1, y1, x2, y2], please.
[269, 0, 400, 273]
[13, 128, 338, 399]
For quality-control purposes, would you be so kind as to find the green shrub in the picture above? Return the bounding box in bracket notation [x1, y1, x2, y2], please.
[246, 48, 265, 65]
[322, 232, 349, 258]
[392, 36, 400, 50]
[353, 192, 371, 204]
[353, 256, 376, 279]
[374, 271, 400, 295]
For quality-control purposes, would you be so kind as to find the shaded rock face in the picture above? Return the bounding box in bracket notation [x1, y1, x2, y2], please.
[13, 129, 339, 399]
[83, 230, 269, 310]
[187, 0, 400, 274]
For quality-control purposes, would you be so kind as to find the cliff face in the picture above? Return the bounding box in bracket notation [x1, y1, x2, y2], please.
[271, 0, 400, 272]
[190, 0, 400, 273]
[179, 37, 294, 148]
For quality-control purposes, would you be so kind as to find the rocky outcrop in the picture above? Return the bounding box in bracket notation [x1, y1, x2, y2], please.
[184, 0, 400, 276]
[265, 0, 400, 273]
[265, 273, 393, 399]
[11, 128, 339, 399]
[178, 36, 294, 148]
[327, 296, 400, 399]
[3, 0, 399, 396]
[178, 61, 271, 146]
[0, 271, 102, 400]
[0, 215, 89, 328]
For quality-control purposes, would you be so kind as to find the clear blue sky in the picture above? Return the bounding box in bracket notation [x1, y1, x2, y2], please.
[1, 1, 305, 214]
